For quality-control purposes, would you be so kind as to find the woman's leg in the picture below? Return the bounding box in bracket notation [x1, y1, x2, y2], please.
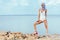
[43, 20, 48, 35]
[34, 20, 42, 33]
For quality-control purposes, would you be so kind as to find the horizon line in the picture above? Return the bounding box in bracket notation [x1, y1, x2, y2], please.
[0, 15, 60, 16]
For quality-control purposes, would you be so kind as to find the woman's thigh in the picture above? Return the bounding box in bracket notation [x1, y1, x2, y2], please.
[43, 20, 47, 23]
[35, 20, 42, 25]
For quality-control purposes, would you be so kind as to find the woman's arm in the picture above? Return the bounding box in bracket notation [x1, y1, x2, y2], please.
[38, 9, 40, 20]
[45, 9, 47, 18]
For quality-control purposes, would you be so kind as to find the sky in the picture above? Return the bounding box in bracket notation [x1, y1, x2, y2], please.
[0, 0, 60, 15]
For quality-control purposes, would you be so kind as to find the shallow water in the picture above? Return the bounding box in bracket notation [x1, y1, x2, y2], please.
[0, 15, 60, 35]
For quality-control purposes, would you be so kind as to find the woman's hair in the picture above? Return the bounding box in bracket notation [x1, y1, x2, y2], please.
[41, 3, 46, 10]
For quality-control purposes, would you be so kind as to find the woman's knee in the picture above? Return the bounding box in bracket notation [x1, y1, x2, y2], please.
[34, 21, 38, 25]
[34, 22, 37, 25]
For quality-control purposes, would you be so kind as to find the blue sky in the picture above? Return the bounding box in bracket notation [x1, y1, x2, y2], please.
[0, 0, 60, 15]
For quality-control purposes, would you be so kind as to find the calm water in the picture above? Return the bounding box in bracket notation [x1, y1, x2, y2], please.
[0, 15, 60, 34]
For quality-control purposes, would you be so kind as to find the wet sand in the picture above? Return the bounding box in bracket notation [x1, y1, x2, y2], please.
[0, 32, 60, 40]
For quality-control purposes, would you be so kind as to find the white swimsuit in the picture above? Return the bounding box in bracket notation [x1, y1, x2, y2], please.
[40, 11, 46, 21]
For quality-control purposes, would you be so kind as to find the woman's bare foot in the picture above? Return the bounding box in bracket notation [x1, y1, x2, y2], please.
[33, 31, 38, 35]
[33, 31, 39, 39]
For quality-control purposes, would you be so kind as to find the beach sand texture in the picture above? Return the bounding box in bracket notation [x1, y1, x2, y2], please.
[0, 32, 60, 40]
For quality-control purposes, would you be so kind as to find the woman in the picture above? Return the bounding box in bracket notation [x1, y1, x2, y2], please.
[34, 3, 48, 35]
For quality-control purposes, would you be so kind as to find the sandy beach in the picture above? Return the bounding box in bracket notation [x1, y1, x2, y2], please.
[0, 32, 60, 40]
